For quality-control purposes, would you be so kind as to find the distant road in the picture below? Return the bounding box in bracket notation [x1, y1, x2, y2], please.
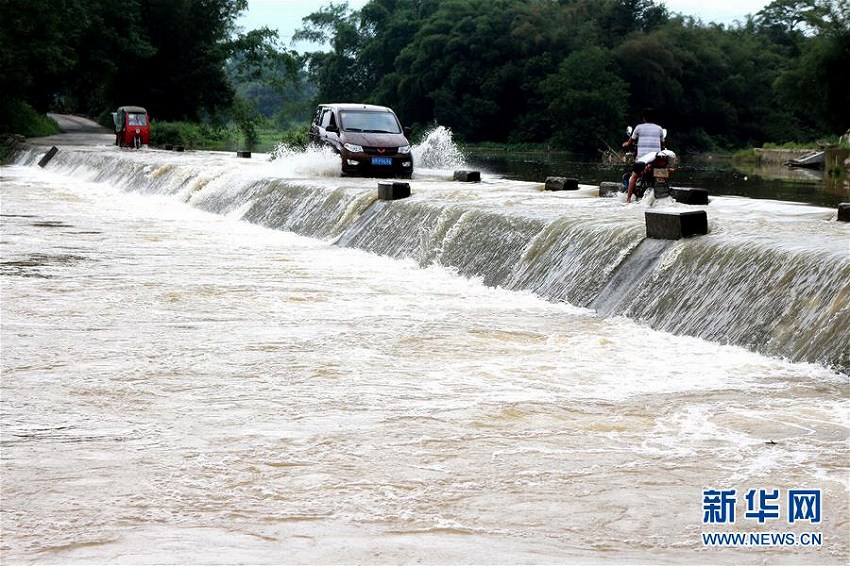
[29, 113, 114, 146]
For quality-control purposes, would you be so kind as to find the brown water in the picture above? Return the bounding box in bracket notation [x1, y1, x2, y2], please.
[1, 150, 847, 563]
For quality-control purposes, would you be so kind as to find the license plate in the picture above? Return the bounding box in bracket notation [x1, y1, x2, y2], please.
[654, 168, 669, 178]
[371, 157, 392, 166]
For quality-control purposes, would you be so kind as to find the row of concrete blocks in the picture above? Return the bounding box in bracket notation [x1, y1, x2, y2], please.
[567, 179, 713, 205]
[165, 147, 251, 157]
[378, 174, 710, 240]
[377, 170, 480, 200]
[377, 173, 850, 240]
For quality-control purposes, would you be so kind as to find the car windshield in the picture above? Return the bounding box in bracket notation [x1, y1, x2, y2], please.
[339, 111, 400, 134]
[127, 113, 147, 126]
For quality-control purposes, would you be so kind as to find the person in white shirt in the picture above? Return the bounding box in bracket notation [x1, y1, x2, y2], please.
[623, 108, 665, 156]
[622, 108, 668, 202]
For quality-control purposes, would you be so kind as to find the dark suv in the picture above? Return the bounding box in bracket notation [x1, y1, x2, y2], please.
[309, 103, 413, 178]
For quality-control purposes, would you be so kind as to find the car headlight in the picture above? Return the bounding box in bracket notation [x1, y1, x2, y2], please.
[344, 143, 363, 153]
[397, 145, 411, 154]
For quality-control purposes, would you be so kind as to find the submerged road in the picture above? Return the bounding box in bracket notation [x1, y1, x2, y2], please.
[29, 113, 115, 147]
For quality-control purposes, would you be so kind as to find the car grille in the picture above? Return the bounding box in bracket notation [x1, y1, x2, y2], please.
[363, 146, 399, 156]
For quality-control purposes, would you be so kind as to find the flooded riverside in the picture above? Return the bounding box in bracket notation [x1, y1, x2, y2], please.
[466, 149, 850, 208]
[1, 136, 848, 563]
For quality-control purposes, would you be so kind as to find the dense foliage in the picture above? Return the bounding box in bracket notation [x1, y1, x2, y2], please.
[1, 0, 847, 153]
[296, 0, 850, 152]
[0, 0, 291, 133]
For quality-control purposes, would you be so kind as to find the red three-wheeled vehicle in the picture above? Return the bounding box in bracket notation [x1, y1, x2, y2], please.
[112, 106, 150, 149]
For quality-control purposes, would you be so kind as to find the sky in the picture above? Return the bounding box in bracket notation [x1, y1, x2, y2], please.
[237, 0, 775, 49]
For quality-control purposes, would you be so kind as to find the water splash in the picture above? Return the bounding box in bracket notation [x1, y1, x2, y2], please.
[412, 126, 467, 171]
[268, 143, 341, 178]
[267, 125, 468, 178]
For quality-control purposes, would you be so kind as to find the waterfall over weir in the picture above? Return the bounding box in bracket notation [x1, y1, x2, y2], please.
[15, 143, 850, 372]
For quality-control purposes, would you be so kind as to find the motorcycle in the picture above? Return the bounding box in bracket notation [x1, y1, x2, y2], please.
[621, 126, 674, 201]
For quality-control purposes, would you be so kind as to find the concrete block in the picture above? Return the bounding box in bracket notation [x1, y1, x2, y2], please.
[237, 151, 252, 158]
[838, 203, 850, 222]
[378, 181, 411, 200]
[545, 177, 579, 191]
[173, 145, 185, 152]
[164, 144, 173, 150]
[453, 170, 481, 182]
[646, 210, 708, 240]
[38, 146, 58, 168]
[599, 181, 622, 197]
[671, 187, 709, 205]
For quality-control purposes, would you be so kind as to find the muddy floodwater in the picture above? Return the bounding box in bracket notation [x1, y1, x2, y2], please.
[1, 137, 848, 564]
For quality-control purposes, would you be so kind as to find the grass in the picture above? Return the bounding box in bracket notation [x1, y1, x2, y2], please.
[0, 100, 61, 138]
[762, 136, 850, 150]
[146, 121, 308, 154]
[0, 100, 62, 163]
[731, 148, 759, 163]
[459, 141, 560, 153]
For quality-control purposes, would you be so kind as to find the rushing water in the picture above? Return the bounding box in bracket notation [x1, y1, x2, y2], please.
[1, 134, 848, 563]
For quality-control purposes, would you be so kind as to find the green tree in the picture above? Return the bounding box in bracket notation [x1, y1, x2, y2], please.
[598, 0, 670, 42]
[768, 0, 850, 135]
[390, 0, 536, 141]
[0, 0, 87, 111]
[295, 2, 370, 103]
[0, 0, 290, 131]
[131, 0, 247, 121]
[543, 47, 629, 151]
[64, 0, 154, 116]
[359, 0, 437, 106]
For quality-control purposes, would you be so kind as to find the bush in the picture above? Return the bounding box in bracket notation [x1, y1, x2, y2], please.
[269, 127, 310, 160]
[0, 100, 61, 137]
[148, 120, 238, 149]
[97, 110, 116, 130]
[278, 126, 309, 150]
[149, 121, 201, 148]
[731, 148, 758, 163]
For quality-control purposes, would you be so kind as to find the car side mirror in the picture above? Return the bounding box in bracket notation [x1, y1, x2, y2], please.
[326, 124, 338, 133]
[626, 126, 633, 136]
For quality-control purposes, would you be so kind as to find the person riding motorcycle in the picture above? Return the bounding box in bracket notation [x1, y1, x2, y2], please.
[622, 108, 670, 203]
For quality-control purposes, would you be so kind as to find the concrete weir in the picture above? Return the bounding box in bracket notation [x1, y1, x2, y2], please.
[12, 143, 850, 372]
[590, 238, 674, 317]
[377, 181, 411, 200]
[645, 209, 708, 239]
[544, 177, 578, 191]
[453, 170, 481, 182]
[671, 187, 709, 205]
[599, 181, 622, 197]
[37, 146, 59, 167]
